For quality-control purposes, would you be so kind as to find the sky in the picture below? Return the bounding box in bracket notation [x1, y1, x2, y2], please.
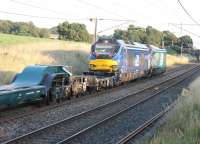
[0, 0, 200, 47]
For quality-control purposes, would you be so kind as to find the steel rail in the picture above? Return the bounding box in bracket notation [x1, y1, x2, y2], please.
[116, 105, 171, 144]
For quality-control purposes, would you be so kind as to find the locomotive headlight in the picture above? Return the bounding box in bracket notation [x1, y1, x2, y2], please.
[111, 65, 117, 69]
[90, 64, 96, 68]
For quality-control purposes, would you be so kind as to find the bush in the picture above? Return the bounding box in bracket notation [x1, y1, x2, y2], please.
[0, 20, 50, 38]
[57, 21, 91, 42]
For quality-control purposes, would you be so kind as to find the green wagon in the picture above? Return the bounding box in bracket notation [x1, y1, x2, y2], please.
[0, 65, 71, 108]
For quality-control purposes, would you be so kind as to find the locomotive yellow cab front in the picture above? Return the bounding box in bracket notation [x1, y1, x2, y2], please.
[89, 59, 118, 72]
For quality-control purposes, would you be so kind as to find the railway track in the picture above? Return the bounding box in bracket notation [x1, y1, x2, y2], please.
[56, 65, 199, 144]
[2, 64, 199, 144]
[0, 64, 190, 123]
[116, 104, 172, 144]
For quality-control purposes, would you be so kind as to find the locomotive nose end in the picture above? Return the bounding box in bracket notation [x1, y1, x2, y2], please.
[89, 59, 118, 72]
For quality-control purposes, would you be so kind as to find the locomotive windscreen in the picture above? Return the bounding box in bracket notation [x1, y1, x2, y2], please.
[92, 39, 120, 59]
[95, 44, 116, 53]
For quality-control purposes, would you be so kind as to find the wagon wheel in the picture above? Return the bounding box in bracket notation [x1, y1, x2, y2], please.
[48, 89, 57, 103]
[96, 83, 100, 92]
[82, 82, 87, 94]
[44, 91, 50, 105]
[68, 86, 73, 100]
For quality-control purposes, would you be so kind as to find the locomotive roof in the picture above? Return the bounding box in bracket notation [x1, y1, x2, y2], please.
[148, 45, 167, 52]
[94, 38, 166, 52]
[117, 40, 166, 52]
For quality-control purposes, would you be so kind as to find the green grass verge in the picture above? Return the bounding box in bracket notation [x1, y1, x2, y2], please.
[0, 33, 50, 45]
[147, 81, 200, 144]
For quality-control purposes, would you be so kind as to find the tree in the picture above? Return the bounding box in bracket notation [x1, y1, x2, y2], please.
[162, 31, 178, 47]
[0, 20, 50, 38]
[146, 26, 162, 47]
[177, 35, 193, 48]
[127, 25, 146, 42]
[113, 25, 147, 43]
[0, 20, 13, 33]
[113, 25, 161, 46]
[113, 29, 128, 41]
[39, 28, 50, 38]
[57, 21, 91, 42]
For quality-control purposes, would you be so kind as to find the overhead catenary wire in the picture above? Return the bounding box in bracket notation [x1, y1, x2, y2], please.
[10, 0, 67, 16]
[0, 9, 136, 25]
[9, 0, 136, 23]
[158, 0, 189, 24]
[169, 23, 200, 26]
[0, 10, 89, 21]
[98, 18, 135, 22]
[75, 0, 127, 19]
[9, 0, 136, 36]
[98, 21, 131, 33]
[170, 23, 200, 38]
[150, 0, 200, 41]
[0, 9, 136, 24]
[177, 0, 200, 26]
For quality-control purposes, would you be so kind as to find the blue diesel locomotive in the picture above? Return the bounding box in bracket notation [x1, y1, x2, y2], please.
[89, 38, 166, 81]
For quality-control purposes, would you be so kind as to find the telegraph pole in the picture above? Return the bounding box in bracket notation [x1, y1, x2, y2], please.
[90, 17, 98, 42]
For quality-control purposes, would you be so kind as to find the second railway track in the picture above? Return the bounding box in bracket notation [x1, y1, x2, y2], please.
[2, 64, 200, 144]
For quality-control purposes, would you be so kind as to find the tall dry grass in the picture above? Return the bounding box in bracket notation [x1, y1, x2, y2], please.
[0, 39, 90, 84]
[166, 54, 189, 67]
[148, 78, 200, 144]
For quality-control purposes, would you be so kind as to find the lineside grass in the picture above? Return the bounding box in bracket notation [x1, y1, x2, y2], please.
[0, 34, 90, 85]
[166, 54, 189, 67]
[148, 80, 200, 144]
[0, 33, 50, 45]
